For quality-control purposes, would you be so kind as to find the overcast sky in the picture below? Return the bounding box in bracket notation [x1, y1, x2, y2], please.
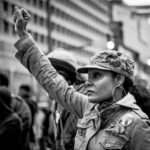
[123, 0, 150, 6]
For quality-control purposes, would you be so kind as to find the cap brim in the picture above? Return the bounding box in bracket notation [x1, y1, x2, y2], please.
[77, 65, 111, 73]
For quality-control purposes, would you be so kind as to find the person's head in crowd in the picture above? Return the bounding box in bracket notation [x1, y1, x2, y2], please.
[130, 85, 150, 118]
[47, 48, 78, 85]
[0, 86, 12, 112]
[75, 73, 87, 86]
[19, 84, 32, 100]
[74, 73, 88, 95]
[0, 72, 9, 87]
[77, 49, 134, 105]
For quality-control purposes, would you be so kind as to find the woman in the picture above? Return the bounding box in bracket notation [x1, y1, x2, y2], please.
[13, 7, 150, 150]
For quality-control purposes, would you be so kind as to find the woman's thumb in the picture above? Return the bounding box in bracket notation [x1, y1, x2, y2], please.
[14, 6, 19, 12]
[14, 6, 23, 20]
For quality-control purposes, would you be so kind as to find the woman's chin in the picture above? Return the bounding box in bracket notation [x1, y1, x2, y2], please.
[88, 95, 107, 104]
[88, 96, 99, 103]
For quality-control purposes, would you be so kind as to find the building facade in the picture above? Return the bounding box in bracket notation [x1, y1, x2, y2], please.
[110, 1, 150, 88]
[0, 0, 111, 96]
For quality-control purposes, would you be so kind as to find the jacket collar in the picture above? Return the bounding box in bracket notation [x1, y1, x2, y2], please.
[94, 93, 139, 115]
[116, 93, 139, 110]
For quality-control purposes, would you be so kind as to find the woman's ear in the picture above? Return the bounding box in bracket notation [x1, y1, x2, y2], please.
[118, 75, 125, 86]
[114, 75, 125, 86]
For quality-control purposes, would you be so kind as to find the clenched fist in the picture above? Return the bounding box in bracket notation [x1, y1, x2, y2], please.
[13, 7, 31, 37]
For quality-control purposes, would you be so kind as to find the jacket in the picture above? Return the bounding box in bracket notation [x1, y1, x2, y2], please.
[14, 34, 150, 150]
[0, 113, 22, 150]
[49, 83, 88, 150]
[11, 95, 32, 150]
[49, 102, 78, 150]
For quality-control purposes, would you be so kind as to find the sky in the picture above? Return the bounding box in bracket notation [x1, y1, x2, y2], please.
[123, 0, 150, 6]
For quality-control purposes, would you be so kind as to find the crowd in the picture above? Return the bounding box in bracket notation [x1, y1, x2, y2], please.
[0, 6, 150, 150]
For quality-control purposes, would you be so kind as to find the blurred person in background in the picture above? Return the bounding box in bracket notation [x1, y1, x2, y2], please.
[13, 7, 150, 150]
[18, 84, 38, 148]
[74, 73, 88, 95]
[0, 86, 22, 150]
[0, 72, 32, 150]
[35, 101, 51, 150]
[47, 49, 88, 150]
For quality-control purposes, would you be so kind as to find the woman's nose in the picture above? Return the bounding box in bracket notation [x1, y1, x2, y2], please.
[85, 81, 93, 86]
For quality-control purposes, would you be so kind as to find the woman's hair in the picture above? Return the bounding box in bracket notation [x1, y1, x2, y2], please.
[124, 77, 133, 93]
[111, 71, 133, 93]
[111, 71, 150, 118]
[130, 85, 150, 118]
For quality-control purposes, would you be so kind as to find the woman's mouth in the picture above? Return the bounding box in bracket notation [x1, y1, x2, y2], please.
[87, 90, 95, 96]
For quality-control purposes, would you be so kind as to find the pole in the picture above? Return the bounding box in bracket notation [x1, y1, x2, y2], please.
[46, 0, 52, 53]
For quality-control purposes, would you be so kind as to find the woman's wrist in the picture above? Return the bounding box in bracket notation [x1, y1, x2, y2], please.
[18, 31, 28, 38]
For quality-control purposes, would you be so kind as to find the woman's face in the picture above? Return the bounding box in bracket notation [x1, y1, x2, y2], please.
[87, 69, 116, 104]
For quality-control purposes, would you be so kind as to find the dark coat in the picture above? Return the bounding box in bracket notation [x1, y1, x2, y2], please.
[11, 95, 32, 150]
[0, 87, 22, 150]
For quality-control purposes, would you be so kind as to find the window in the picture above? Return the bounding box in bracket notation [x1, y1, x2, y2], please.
[33, 0, 37, 5]
[3, 1, 8, 11]
[4, 20, 9, 33]
[39, 0, 43, 9]
[40, 35, 44, 43]
[40, 17, 44, 26]
[34, 32, 38, 41]
[26, 0, 30, 3]
[34, 14, 38, 24]
[11, 4, 15, 14]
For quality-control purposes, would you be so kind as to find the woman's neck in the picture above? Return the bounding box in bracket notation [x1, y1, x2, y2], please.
[98, 97, 114, 110]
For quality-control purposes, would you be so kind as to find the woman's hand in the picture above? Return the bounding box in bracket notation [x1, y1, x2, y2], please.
[13, 7, 31, 38]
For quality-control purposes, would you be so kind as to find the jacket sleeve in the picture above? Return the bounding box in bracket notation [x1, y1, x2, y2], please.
[14, 34, 89, 118]
[131, 119, 150, 150]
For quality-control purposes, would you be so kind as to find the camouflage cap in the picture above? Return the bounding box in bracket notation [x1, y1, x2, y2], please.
[77, 50, 135, 80]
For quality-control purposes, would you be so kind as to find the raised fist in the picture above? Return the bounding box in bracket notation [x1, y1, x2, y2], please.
[13, 7, 31, 37]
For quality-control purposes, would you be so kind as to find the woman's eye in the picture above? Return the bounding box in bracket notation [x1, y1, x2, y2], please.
[93, 72, 101, 79]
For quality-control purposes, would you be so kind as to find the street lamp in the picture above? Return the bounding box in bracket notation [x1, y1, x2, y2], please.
[106, 41, 115, 50]
[148, 17, 150, 24]
[147, 59, 150, 66]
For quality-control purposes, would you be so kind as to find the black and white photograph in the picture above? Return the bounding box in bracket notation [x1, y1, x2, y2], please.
[0, 0, 150, 150]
